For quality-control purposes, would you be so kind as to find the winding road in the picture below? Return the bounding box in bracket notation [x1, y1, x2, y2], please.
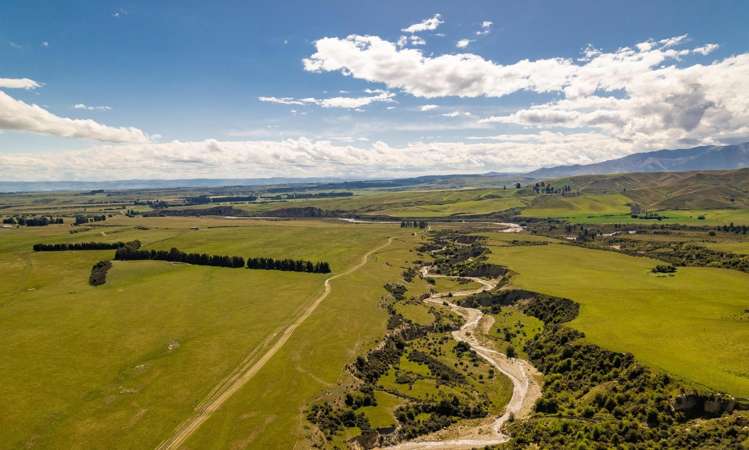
[382, 266, 540, 450]
[156, 237, 394, 450]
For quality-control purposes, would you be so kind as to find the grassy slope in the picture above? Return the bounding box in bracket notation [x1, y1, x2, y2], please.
[520, 193, 633, 219]
[182, 233, 419, 449]
[233, 188, 526, 217]
[0, 218, 403, 449]
[486, 241, 749, 398]
[550, 169, 749, 210]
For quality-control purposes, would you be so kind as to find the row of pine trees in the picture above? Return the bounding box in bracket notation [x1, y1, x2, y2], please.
[246, 257, 331, 273]
[114, 246, 331, 273]
[33, 241, 127, 252]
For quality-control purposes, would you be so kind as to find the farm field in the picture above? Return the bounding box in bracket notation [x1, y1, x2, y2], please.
[523, 206, 749, 225]
[485, 239, 749, 398]
[520, 193, 632, 218]
[178, 230, 422, 449]
[0, 217, 411, 449]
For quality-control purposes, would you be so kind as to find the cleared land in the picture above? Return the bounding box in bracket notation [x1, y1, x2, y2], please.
[180, 231, 422, 449]
[0, 217, 411, 449]
[485, 238, 749, 397]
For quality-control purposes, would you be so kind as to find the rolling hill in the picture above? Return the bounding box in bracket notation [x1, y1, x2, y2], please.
[529, 142, 749, 178]
[549, 168, 749, 209]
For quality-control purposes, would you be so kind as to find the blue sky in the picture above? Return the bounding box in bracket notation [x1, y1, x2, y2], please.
[1, 0, 748, 180]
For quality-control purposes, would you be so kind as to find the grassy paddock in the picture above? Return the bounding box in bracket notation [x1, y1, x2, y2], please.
[181, 232, 421, 449]
[0, 217, 406, 449]
[486, 241, 749, 398]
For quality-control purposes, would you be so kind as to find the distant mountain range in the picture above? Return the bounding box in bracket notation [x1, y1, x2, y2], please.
[528, 142, 749, 178]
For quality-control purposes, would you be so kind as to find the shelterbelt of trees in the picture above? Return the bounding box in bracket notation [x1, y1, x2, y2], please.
[114, 245, 331, 273]
[33, 241, 130, 252]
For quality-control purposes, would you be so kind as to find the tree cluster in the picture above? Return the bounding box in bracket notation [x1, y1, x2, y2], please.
[3, 216, 63, 226]
[400, 220, 428, 229]
[246, 257, 331, 273]
[74, 214, 106, 225]
[717, 222, 749, 234]
[532, 181, 573, 195]
[89, 260, 112, 286]
[652, 264, 677, 274]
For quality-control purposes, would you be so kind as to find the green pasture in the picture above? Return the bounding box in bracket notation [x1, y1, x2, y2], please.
[181, 231, 420, 449]
[0, 217, 406, 449]
[486, 242, 749, 398]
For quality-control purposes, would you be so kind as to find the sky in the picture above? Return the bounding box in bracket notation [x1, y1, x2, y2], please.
[1, 0, 749, 181]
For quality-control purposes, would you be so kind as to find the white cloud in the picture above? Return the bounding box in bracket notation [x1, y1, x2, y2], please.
[0, 91, 148, 143]
[419, 104, 439, 111]
[259, 91, 395, 109]
[693, 43, 719, 55]
[401, 14, 443, 34]
[659, 34, 688, 48]
[397, 35, 426, 48]
[456, 39, 472, 48]
[303, 34, 577, 98]
[41, 41, 49, 48]
[0, 78, 42, 90]
[476, 21, 493, 36]
[257, 96, 308, 106]
[441, 111, 472, 118]
[73, 103, 112, 111]
[0, 133, 638, 181]
[304, 33, 749, 151]
[409, 35, 426, 46]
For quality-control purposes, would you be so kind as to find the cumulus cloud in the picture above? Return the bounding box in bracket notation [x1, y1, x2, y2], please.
[73, 103, 112, 111]
[401, 14, 443, 34]
[0, 133, 637, 181]
[259, 91, 395, 109]
[303, 34, 577, 98]
[0, 91, 148, 143]
[456, 39, 472, 48]
[480, 48, 749, 148]
[0, 78, 42, 90]
[304, 32, 749, 150]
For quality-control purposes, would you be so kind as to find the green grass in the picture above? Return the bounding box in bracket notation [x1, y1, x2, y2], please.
[232, 187, 526, 218]
[395, 303, 435, 326]
[486, 241, 749, 398]
[181, 230, 421, 449]
[487, 307, 544, 359]
[0, 217, 411, 449]
[703, 241, 749, 255]
[524, 207, 749, 225]
[372, 197, 526, 217]
[521, 193, 632, 219]
[359, 391, 404, 428]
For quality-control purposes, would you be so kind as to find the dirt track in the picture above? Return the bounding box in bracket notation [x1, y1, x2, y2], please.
[156, 237, 394, 450]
